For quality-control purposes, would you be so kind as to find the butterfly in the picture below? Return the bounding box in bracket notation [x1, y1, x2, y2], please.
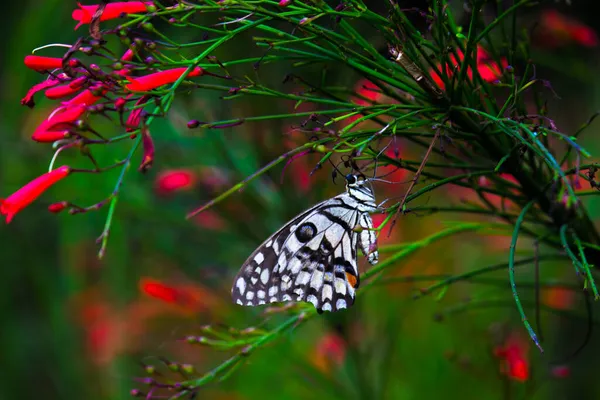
[231, 174, 379, 313]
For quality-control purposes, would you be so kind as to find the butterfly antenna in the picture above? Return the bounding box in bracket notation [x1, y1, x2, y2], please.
[327, 157, 345, 184]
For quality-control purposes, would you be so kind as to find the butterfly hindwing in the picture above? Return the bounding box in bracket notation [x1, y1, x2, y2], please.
[232, 176, 379, 313]
[231, 200, 333, 307]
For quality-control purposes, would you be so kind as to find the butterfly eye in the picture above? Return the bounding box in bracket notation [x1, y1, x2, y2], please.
[345, 174, 357, 185]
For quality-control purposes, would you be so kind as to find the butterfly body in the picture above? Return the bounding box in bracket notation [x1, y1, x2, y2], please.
[232, 175, 378, 313]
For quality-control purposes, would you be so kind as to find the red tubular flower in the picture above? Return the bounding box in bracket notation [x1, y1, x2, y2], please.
[125, 95, 149, 132]
[155, 169, 196, 195]
[138, 128, 154, 172]
[24, 56, 79, 72]
[63, 85, 105, 107]
[48, 201, 69, 213]
[120, 48, 135, 62]
[45, 77, 87, 99]
[125, 67, 204, 92]
[32, 130, 71, 143]
[1, 166, 71, 223]
[21, 78, 61, 107]
[24, 55, 62, 71]
[72, 2, 154, 30]
[34, 105, 86, 136]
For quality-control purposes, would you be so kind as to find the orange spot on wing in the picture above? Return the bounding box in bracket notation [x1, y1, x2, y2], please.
[345, 272, 358, 288]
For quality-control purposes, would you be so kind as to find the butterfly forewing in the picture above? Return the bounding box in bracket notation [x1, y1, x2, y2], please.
[232, 178, 378, 313]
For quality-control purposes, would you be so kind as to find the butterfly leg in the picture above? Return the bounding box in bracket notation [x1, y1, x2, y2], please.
[358, 213, 378, 265]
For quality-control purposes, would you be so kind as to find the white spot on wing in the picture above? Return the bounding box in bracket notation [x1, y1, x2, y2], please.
[334, 278, 346, 296]
[254, 252, 265, 265]
[336, 299, 347, 309]
[236, 278, 246, 295]
[307, 294, 318, 307]
[288, 258, 302, 274]
[251, 277, 258, 285]
[282, 294, 292, 301]
[322, 302, 332, 312]
[236, 299, 243, 305]
[295, 271, 311, 286]
[257, 290, 265, 299]
[260, 269, 270, 285]
[294, 288, 304, 298]
[282, 279, 292, 291]
[258, 300, 266, 305]
[266, 240, 273, 248]
[268, 286, 278, 297]
[322, 285, 333, 301]
[246, 291, 255, 300]
[277, 252, 287, 271]
[310, 269, 324, 290]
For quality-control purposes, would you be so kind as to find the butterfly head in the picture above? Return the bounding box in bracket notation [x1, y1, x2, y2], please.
[345, 174, 376, 204]
[345, 174, 363, 187]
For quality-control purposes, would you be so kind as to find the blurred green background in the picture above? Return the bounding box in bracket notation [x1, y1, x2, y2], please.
[2, 1, 600, 399]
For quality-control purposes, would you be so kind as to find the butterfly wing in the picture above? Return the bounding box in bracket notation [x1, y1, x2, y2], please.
[232, 194, 367, 313]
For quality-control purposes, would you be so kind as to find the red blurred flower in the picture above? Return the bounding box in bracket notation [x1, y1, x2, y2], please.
[312, 332, 346, 373]
[494, 333, 530, 382]
[542, 286, 576, 310]
[347, 79, 383, 124]
[536, 10, 599, 48]
[155, 169, 196, 195]
[139, 277, 208, 313]
[126, 67, 204, 92]
[193, 210, 227, 230]
[1, 166, 71, 223]
[475, 173, 520, 210]
[430, 45, 508, 90]
[353, 79, 381, 106]
[72, 2, 154, 30]
[551, 365, 571, 379]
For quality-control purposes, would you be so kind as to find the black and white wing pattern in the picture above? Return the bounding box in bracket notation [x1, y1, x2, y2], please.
[231, 174, 379, 313]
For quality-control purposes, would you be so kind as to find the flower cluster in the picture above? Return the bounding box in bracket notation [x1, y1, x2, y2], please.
[3, 1, 210, 233]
